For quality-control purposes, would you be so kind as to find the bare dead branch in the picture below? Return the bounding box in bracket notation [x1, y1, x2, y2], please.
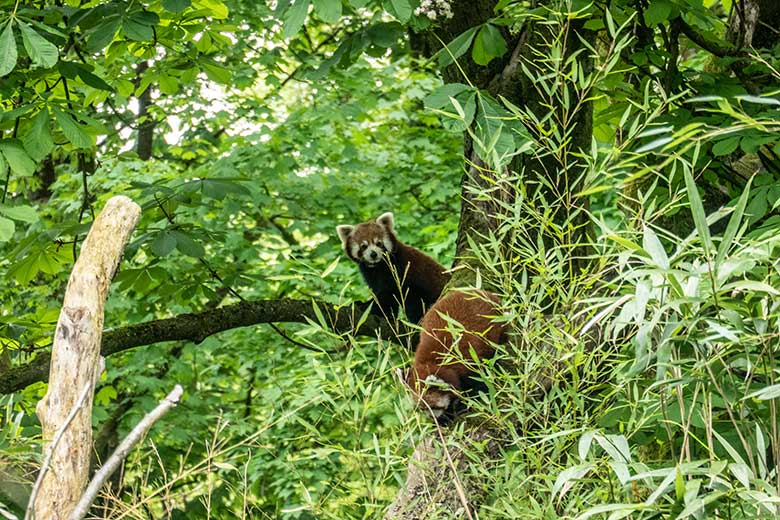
[69, 385, 184, 520]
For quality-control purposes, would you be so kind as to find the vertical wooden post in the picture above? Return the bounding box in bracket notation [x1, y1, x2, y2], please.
[32, 196, 141, 520]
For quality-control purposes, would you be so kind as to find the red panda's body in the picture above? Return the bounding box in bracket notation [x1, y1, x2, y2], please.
[405, 290, 506, 421]
[336, 212, 450, 324]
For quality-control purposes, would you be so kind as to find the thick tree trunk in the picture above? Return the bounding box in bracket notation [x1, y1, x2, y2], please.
[391, 2, 595, 516]
[32, 196, 141, 520]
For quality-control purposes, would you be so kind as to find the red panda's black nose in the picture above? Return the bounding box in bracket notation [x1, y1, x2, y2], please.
[370, 251, 378, 260]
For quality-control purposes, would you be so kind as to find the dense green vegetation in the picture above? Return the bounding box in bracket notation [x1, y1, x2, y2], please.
[1, 0, 780, 518]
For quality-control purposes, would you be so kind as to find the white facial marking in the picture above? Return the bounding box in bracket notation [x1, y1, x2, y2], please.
[382, 232, 393, 253]
[432, 393, 452, 410]
[430, 407, 444, 418]
[349, 241, 360, 259]
[424, 375, 446, 386]
[361, 244, 385, 265]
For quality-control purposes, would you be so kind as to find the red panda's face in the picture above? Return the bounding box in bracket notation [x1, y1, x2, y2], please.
[405, 369, 458, 421]
[336, 213, 395, 266]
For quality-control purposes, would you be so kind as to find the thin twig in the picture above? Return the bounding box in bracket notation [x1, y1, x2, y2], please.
[25, 383, 92, 520]
[69, 385, 184, 520]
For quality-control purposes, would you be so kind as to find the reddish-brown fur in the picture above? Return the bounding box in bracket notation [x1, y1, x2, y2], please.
[336, 213, 450, 324]
[406, 290, 506, 420]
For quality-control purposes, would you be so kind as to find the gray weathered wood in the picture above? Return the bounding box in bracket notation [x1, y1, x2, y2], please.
[32, 196, 141, 520]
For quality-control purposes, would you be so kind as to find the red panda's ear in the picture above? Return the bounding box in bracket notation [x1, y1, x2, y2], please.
[376, 212, 394, 233]
[336, 225, 354, 248]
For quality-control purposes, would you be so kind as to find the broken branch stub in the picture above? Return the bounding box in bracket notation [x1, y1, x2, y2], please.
[33, 196, 141, 520]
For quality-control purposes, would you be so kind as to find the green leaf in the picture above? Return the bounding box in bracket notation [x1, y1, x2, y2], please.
[202, 61, 232, 85]
[158, 74, 178, 95]
[644, 0, 672, 25]
[173, 231, 205, 258]
[52, 107, 93, 149]
[715, 177, 751, 265]
[78, 68, 114, 91]
[283, 0, 310, 38]
[642, 225, 669, 269]
[86, 16, 120, 53]
[0, 216, 14, 242]
[313, 0, 341, 23]
[23, 109, 54, 162]
[683, 165, 712, 255]
[0, 139, 36, 177]
[0, 21, 18, 77]
[18, 21, 59, 69]
[472, 24, 507, 66]
[436, 27, 478, 68]
[163, 0, 191, 13]
[424, 83, 472, 109]
[201, 179, 249, 199]
[193, 0, 229, 19]
[123, 15, 154, 41]
[0, 205, 38, 223]
[150, 231, 177, 257]
[367, 22, 403, 48]
[383, 0, 411, 23]
[712, 136, 739, 156]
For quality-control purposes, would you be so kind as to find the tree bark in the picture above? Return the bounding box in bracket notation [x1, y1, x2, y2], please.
[32, 196, 141, 520]
[390, 2, 595, 516]
[0, 300, 395, 395]
[135, 62, 155, 161]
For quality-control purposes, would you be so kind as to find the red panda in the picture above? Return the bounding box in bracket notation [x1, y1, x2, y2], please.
[336, 212, 450, 324]
[405, 290, 506, 422]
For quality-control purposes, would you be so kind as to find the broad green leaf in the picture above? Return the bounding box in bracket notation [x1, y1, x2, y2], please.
[18, 22, 59, 69]
[0, 216, 14, 241]
[383, 0, 411, 23]
[123, 16, 154, 41]
[163, 0, 191, 13]
[150, 231, 177, 257]
[23, 109, 54, 162]
[0, 21, 18, 77]
[52, 107, 93, 149]
[78, 68, 114, 91]
[173, 231, 205, 257]
[283, 0, 310, 38]
[436, 26, 478, 68]
[313, 0, 341, 23]
[202, 61, 232, 84]
[193, 0, 229, 19]
[367, 22, 403, 48]
[683, 166, 712, 255]
[424, 83, 471, 109]
[0, 139, 36, 177]
[0, 205, 38, 223]
[472, 24, 507, 66]
[201, 179, 249, 199]
[715, 177, 751, 265]
[86, 16, 120, 52]
[644, 0, 671, 25]
[712, 136, 739, 156]
[158, 74, 178, 95]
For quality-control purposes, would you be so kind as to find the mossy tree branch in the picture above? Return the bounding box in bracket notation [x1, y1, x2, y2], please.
[0, 299, 395, 395]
